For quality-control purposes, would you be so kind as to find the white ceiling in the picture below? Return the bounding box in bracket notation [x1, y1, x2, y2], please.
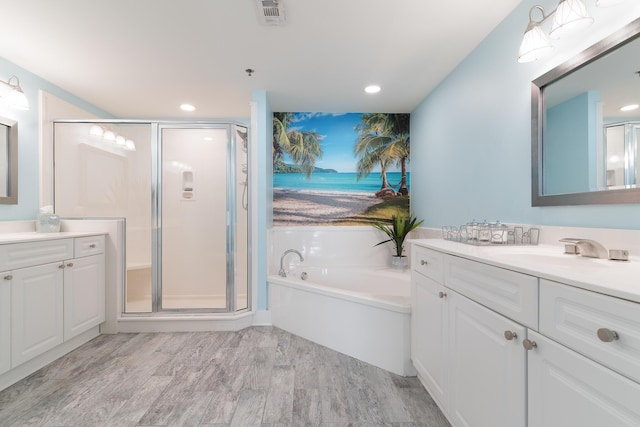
[0, 0, 522, 118]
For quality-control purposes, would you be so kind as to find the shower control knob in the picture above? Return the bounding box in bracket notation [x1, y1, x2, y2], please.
[522, 339, 537, 351]
[420, 260, 428, 266]
[504, 330, 518, 341]
[438, 291, 447, 299]
[597, 328, 619, 342]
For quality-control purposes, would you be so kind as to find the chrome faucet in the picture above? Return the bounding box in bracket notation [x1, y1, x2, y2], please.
[559, 238, 609, 259]
[279, 249, 304, 277]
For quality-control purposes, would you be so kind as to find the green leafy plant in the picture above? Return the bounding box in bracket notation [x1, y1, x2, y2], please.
[372, 215, 424, 257]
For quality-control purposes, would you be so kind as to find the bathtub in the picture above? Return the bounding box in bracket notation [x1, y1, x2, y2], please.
[268, 267, 416, 376]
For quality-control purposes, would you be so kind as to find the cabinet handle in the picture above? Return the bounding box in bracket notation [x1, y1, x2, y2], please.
[3, 274, 12, 280]
[438, 291, 447, 299]
[66, 262, 74, 268]
[504, 331, 518, 341]
[522, 339, 537, 350]
[420, 260, 428, 266]
[89, 243, 96, 248]
[597, 328, 619, 343]
[59, 264, 65, 269]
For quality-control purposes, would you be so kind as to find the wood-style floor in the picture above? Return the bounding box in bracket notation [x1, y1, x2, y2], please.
[0, 327, 450, 426]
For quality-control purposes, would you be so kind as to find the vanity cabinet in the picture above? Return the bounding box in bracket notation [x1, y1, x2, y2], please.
[411, 244, 530, 427]
[0, 234, 106, 372]
[412, 240, 640, 427]
[0, 270, 10, 375]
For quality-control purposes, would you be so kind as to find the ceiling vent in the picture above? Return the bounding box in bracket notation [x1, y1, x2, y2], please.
[255, 0, 286, 25]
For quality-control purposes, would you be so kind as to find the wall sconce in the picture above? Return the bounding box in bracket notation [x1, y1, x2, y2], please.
[0, 75, 29, 110]
[518, 0, 627, 63]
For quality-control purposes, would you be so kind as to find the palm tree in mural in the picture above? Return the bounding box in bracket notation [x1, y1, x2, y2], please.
[273, 112, 323, 178]
[354, 113, 410, 194]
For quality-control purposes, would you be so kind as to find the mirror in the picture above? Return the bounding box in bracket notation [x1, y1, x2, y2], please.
[532, 17, 640, 206]
[0, 116, 17, 204]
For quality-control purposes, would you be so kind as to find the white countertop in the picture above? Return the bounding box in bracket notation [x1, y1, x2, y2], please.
[0, 231, 105, 245]
[412, 238, 640, 304]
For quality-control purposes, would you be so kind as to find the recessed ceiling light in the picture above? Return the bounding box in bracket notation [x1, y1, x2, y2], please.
[180, 103, 196, 112]
[365, 85, 381, 94]
[620, 104, 639, 112]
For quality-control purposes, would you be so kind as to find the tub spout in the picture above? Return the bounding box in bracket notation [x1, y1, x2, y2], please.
[279, 249, 304, 277]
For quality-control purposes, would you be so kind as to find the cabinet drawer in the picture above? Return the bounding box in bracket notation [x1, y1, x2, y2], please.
[540, 279, 640, 383]
[411, 245, 444, 283]
[445, 255, 538, 329]
[0, 239, 73, 271]
[74, 235, 105, 258]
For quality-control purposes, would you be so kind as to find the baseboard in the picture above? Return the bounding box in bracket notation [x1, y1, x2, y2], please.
[252, 310, 272, 326]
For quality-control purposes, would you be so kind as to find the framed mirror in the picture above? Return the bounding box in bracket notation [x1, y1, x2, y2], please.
[0, 116, 18, 204]
[532, 17, 640, 206]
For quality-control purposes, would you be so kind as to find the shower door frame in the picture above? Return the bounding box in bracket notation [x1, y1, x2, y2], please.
[51, 119, 250, 315]
[155, 123, 237, 313]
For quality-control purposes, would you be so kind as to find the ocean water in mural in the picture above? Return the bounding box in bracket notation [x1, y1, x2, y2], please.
[274, 172, 411, 194]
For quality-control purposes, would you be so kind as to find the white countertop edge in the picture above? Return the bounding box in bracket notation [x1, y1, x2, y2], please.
[412, 239, 640, 304]
[0, 231, 107, 245]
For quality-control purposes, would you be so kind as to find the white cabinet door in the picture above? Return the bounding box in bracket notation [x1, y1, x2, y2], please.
[0, 271, 10, 375]
[63, 254, 105, 341]
[11, 262, 64, 367]
[449, 291, 526, 427]
[412, 272, 449, 409]
[527, 330, 640, 427]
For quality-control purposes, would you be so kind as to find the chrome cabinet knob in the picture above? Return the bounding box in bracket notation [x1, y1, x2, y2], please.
[420, 260, 428, 266]
[3, 274, 12, 281]
[59, 264, 65, 269]
[67, 262, 74, 268]
[522, 339, 537, 350]
[438, 291, 447, 299]
[89, 243, 96, 248]
[504, 331, 518, 341]
[597, 328, 619, 342]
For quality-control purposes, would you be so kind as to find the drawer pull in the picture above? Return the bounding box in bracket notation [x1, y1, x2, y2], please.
[3, 274, 12, 281]
[522, 339, 537, 350]
[597, 328, 619, 343]
[89, 243, 96, 248]
[59, 264, 65, 269]
[438, 291, 447, 299]
[66, 262, 74, 268]
[420, 260, 428, 266]
[504, 331, 518, 341]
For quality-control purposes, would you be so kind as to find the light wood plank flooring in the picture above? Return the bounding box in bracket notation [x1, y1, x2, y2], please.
[0, 326, 450, 426]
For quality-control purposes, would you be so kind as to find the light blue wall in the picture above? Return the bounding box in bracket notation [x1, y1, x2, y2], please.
[0, 57, 114, 221]
[252, 90, 272, 310]
[411, 0, 640, 230]
[544, 91, 599, 194]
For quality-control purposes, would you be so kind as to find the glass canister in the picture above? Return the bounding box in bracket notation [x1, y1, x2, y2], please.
[36, 206, 61, 233]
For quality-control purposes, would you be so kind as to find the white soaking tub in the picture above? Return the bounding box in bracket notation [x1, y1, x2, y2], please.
[268, 266, 415, 376]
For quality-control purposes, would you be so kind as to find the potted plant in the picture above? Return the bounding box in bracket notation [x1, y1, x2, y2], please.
[372, 214, 424, 269]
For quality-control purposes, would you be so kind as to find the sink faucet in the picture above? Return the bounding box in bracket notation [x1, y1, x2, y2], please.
[559, 238, 609, 259]
[279, 249, 304, 277]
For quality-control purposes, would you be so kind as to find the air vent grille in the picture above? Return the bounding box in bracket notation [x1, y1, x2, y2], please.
[255, 0, 286, 25]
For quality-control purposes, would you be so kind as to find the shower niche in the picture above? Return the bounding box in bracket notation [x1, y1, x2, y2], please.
[53, 121, 249, 314]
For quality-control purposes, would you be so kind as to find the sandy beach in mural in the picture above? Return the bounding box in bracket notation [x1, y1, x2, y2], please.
[273, 189, 383, 226]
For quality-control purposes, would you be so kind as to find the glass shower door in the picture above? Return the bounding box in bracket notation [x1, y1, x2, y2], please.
[159, 127, 231, 310]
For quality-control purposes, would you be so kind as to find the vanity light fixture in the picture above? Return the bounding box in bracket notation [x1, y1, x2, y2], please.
[518, 0, 623, 63]
[0, 75, 29, 110]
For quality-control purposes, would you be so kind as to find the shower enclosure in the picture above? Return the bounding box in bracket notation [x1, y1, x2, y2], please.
[53, 121, 249, 314]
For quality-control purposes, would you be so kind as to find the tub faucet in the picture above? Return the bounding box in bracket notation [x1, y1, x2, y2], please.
[559, 238, 608, 259]
[279, 249, 304, 277]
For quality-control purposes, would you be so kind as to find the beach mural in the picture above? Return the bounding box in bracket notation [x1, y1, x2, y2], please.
[273, 112, 411, 226]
